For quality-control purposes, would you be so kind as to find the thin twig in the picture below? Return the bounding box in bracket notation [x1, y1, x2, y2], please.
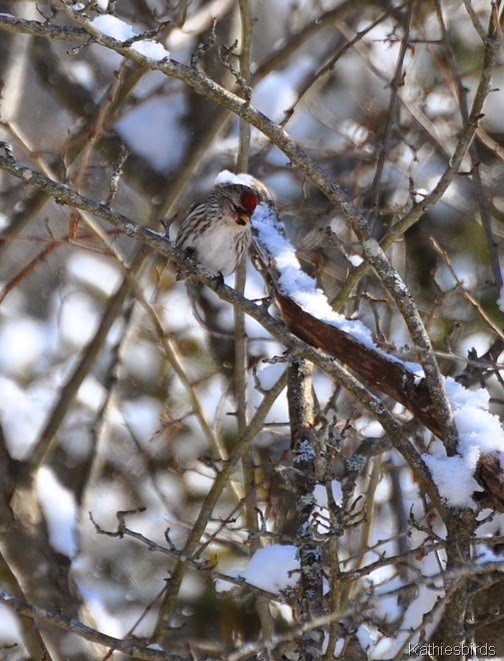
[430, 237, 504, 340]
[0, 148, 446, 518]
[369, 0, 416, 229]
[151, 370, 288, 644]
[333, 12, 500, 309]
[0, 592, 182, 660]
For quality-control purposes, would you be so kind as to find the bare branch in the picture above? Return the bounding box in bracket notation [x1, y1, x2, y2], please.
[0, 590, 180, 660]
[0, 149, 446, 516]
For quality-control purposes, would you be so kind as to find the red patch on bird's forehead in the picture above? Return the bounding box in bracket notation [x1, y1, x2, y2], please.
[240, 191, 258, 210]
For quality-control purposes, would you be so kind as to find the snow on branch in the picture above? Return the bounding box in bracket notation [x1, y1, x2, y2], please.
[91, 14, 170, 61]
[219, 170, 504, 512]
[1, 144, 503, 513]
[0, 148, 444, 515]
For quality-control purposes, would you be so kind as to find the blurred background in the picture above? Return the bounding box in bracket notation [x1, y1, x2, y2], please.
[0, 0, 503, 658]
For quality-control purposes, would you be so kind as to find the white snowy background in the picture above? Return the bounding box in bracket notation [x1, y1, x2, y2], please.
[0, 0, 503, 658]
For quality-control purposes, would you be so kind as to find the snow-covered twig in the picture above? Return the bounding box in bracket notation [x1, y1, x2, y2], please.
[0, 149, 443, 518]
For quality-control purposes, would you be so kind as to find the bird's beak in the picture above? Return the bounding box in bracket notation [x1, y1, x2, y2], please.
[237, 211, 252, 226]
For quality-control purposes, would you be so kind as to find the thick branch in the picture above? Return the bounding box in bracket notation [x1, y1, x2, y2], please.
[278, 292, 443, 439]
[0, 590, 179, 660]
[0, 150, 445, 516]
[0, 13, 89, 41]
[42, 1, 459, 451]
[288, 358, 324, 659]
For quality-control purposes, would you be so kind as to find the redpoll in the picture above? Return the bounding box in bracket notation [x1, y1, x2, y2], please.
[174, 183, 260, 279]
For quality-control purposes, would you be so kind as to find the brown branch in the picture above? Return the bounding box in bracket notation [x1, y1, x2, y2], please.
[253, 0, 395, 80]
[287, 357, 324, 658]
[0, 242, 58, 305]
[277, 291, 444, 439]
[270, 277, 504, 513]
[26, 250, 144, 473]
[228, 552, 504, 661]
[23, 1, 457, 453]
[431, 237, 504, 340]
[279, 2, 408, 125]
[0, 547, 50, 658]
[0, 590, 180, 660]
[89, 510, 281, 600]
[151, 371, 288, 645]
[369, 0, 417, 227]
[0, 13, 89, 41]
[333, 11, 500, 308]
[0, 149, 446, 517]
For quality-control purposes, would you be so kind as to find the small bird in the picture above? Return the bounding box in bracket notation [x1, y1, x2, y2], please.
[174, 183, 260, 279]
